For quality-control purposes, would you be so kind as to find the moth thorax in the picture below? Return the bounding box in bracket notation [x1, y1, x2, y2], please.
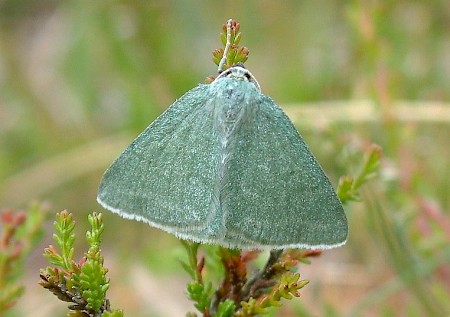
[215, 66, 261, 91]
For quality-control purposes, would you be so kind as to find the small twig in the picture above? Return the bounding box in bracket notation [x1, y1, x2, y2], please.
[218, 19, 233, 73]
[211, 248, 247, 312]
[240, 249, 284, 302]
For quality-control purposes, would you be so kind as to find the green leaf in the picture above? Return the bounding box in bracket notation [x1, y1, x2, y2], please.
[186, 281, 212, 313]
[49, 210, 76, 271]
[338, 144, 382, 204]
[213, 299, 236, 317]
[102, 310, 124, 317]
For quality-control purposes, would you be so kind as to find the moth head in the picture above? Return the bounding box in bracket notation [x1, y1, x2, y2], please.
[215, 65, 261, 91]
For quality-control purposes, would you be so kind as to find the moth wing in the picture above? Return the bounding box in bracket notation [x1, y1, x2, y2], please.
[223, 94, 348, 249]
[97, 84, 221, 236]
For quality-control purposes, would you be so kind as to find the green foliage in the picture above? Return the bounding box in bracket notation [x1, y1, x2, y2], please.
[180, 241, 202, 280]
[181, 241, 215, 315]
[338, 144, 382, 204]
[80, 213, 109, 312]
[101, 310, 124, 317]
[212, 20, 249, 72]
[182, 244, 314, 317]
[44, 211, 76, 270]
[214, 299, 236, 317]
[0, 204, 45, 313]
[237, 273, 308, 316]
[187, 281, 213, 314]
[67, 311, 124, 317]
[40, 211, 121, 317]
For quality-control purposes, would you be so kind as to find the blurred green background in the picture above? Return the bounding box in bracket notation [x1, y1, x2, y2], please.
[1, 1, 449, 316]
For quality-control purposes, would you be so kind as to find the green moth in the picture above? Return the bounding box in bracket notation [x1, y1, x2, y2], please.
[97, 66, 348, 249]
